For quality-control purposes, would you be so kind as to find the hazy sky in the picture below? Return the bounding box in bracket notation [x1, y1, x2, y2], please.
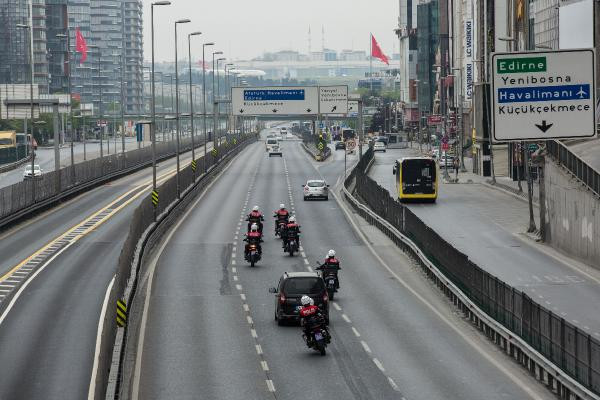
[143, 0, 399, 63]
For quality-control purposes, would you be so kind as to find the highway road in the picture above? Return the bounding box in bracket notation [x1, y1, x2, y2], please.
[369, 147, 600, 339]
[0, 139, 213, 399]
[125, 130, 551, 400]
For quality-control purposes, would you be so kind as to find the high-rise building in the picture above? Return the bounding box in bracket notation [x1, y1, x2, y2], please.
[396, 0, 419, 128]
[416, 0, 439, 116]
[46, 0, 69, 94]
[122, 0, 143, 114]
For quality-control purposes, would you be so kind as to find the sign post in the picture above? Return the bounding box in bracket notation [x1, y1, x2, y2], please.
[319, 85, 348, 115]
[491, 49, 596, 141]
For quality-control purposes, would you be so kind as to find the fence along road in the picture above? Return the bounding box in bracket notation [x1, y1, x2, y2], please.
[360, 147, 600, 397]
[0, 139, 214, 400]
[123, 129, 551, 400]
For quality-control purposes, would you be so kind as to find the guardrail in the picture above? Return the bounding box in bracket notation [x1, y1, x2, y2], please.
[101, 133, 256, 400]
[0, 136, 208, 230]
[547, 140, 600, 198]
[344, 148, 599, 400]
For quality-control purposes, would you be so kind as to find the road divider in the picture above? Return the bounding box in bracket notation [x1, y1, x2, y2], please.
[342, 148, 600, 400]
[101, 133, 257, 400]
[301, 141, 331, 162]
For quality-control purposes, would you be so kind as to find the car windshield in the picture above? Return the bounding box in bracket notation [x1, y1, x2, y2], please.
[267, 139, 277, 144]
[283, 277, 324, 295]
[307, 181, 324, 187]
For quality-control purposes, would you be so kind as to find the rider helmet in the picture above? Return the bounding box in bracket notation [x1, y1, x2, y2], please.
[300, 295, 313, 306]
[253, 205, 259, 212]
[250, 223, 258, 232]
[279, 203, 285, 209]
[327, 249, 336, 258]
[289, 215, 296, 223]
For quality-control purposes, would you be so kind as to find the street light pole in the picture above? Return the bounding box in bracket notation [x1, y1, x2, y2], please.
[215, 57, 225, 143]
[202, 43, 214, 173]
[212, 50, 223, 151]
[187, 31, 201, 179]
[151, 1, 171, 203]
[17, 23, 35, 201]
[174, 18, 191, 199]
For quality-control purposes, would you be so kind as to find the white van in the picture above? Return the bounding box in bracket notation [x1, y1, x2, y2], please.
[266, 138, 282, 157]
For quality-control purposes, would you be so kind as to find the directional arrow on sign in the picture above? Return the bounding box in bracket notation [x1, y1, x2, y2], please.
[535, 120, 553, 133]
[272, 109, 278, 113]
[239, 109, 244, 114]
[331, 106, 337, 112]
[306, 108, 312, 113]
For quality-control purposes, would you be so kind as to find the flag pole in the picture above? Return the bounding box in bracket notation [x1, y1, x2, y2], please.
[369, 33, 373, 92]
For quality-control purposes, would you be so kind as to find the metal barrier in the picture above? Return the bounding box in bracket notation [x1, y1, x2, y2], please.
[547, 140, 600, 197]
[347, 148, 600, 399]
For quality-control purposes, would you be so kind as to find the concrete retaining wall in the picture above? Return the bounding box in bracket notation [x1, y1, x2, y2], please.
[545, 158, 600, 267]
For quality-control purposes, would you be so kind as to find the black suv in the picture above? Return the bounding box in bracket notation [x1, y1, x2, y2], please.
[269, 272, 329, 326]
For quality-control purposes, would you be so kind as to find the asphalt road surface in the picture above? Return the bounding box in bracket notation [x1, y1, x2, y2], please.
[369, 147, 600, 338]
[128, 130, 551, 400]
[0, 140, 212, 400]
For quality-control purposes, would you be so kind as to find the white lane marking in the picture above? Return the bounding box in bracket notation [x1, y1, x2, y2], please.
[341, 313, 351, 323]
[373, 358, 386, 372]
[132, 157, 235, 400]
[266, 379, 276, 392]
[234, 235, 238, 240]
[299, 246, 304, 251]
[233, 275, 238, 281]
[301, 252, 306, 258]
[261, 361, 269, 371]
[231, 252, 236, 258]
[250, 329, 258, 338]
[240, 293, 246, 301]
[88, 275, 115, 400]
[247, 316, 253, 325]
[332, 187, 546, 400]
[236, 284, 243, 291]
[352, 327, 361, 337]
[232, 246, 237, 252]
[332, 302, 342, 311]
[361, 340, 371, 354]
[232, 267, 237, 273]
[572, 320, 579, 324]
[304, 259, 310, 265]
[243, 304, 249, 312]
[306, 266, 313, 272]
[388, 377, 400, 392]
[0, 284, 15, 288]
[231, 260, 236, 265]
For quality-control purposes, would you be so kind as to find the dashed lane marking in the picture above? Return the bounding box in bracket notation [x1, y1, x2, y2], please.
[373, 358, 386, 372]
[251, 328, 257, 338]
[243, 304, 249, 312]
[231, 260, 236, 265]
[388, 377, 400, 392]
[352, 327, 361, 337]
[341, 313, 351, 323]
[233, 276, 238, 281]
[266, 380, 276, 393]
[332, 302, 342, 311]
[232, 267, 237, 273]
[304, 259, 310, 265]
[361, 340, 372, 354]
[240, 293, 246, 301]
[261, 361, 269, 371]
[247, 316, 253, 325]
[236, 284, 243, 291]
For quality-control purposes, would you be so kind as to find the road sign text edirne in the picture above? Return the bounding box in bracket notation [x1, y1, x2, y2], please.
[491, 49, 596, 141]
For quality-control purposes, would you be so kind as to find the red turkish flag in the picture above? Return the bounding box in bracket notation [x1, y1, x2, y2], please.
[371, 34, 389, 65]
[75, 27, 88, 64]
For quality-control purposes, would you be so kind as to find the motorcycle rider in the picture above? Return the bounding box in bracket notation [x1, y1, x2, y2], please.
[246, 205, 264, 232]
[316, 249, 341, 289]
[281, 215, 301, 249]
[273, 203, 290, 235]
[299, 295, 329, 344]
[244, 223, 263, 255]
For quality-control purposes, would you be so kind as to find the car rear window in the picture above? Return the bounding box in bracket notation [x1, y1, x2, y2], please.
[307, 181, 324, 187]
[267, 139, 278, 144]
[283, 277, 324, 295]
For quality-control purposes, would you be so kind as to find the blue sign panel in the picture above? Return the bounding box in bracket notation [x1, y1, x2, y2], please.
[243, 89, 305, 101]
[498, 84, 590, 103]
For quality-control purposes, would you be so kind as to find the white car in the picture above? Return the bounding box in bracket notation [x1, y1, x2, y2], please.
[23, 164, 43, 180]
[373, 142, 387, 152]
[302, 179, 329, 201]
[266, 138, 282, 157]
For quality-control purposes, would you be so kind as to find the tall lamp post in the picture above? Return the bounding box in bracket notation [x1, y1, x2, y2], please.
[215, 57, 226, 141]
[16, 23, 36, 201]
[224, 63, 233, 134]
[174, 18, 191, 199]
[150, 1, 171, 203]
[187, 30, 202, 179]
[212, 50, 223, 150]
[202, 42, 214, 172]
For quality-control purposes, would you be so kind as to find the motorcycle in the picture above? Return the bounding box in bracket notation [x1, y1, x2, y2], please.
[274, 220, 286, 237]
[322, 271, 339, 301]
[302, 314, 331, 356]
[244, 243, 261, 267]
[284, 234, 299, 256]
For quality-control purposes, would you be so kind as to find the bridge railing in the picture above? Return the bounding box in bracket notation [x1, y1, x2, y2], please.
[547, 140, 600, 198]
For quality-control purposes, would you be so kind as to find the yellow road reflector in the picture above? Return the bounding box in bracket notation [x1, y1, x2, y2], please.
[191, 159, 197, 172]
[151, 190, 159, 207]
[318, 142, 324, 150]
[116, 299, 127, 327]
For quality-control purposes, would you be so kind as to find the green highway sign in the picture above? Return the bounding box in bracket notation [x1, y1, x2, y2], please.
[492, 49, 596, 141]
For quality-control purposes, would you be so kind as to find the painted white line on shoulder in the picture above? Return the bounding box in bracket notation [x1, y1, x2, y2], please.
[304, 259, 310, 265]
[243, 304, 249, 312]
[388, 377, 400, 392]
[341, 313, 351, 323]
[266, 379, 276, 392]
[361, 340, 371, 353]
[236, 284, 243, 291]
[247, 316, 253, 325]
[261, 361, 269, 371]
[373, 358, 386, 372]
[240, 293, 246, 301]
[250, 328, 258, 338]
[332, 302, 341, 311]
[352, 327, 361, 337]
[88, 275, 115, 400]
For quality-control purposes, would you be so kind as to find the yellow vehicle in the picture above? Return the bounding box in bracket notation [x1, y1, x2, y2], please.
[392, 157, 438, 202]
[0, 131, 17, 149]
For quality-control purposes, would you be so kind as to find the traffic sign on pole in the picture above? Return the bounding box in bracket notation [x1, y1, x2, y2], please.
[319, 85, 348, 114]
[491, 49, 596, 141]
[232, 86, 318, 115]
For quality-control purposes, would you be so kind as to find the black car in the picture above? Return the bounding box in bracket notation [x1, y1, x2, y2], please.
[269, 272, 329, 326]
[334, 141, 345, 150]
